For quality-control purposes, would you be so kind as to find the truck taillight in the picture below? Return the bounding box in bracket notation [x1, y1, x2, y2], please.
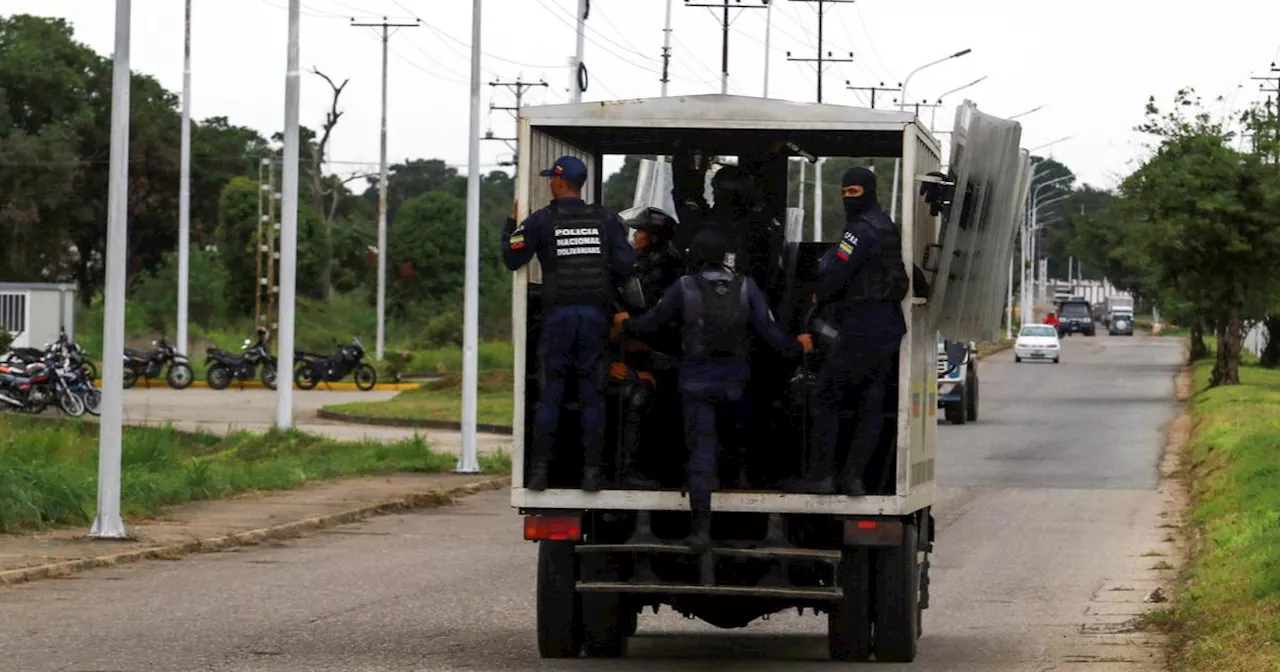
[524, 515, 582, 541]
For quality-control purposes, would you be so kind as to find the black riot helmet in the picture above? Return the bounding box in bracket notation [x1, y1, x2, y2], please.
[625, 207, 677, 244]
[688, 229, 733, 271]
[711, 164, 756, 213]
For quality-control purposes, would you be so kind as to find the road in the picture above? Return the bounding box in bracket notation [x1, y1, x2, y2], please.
[0, 334, 1184, 671]
[121, 387, 511, 456]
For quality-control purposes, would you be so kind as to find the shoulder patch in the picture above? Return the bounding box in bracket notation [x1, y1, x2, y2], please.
[508, 233, 526, 250]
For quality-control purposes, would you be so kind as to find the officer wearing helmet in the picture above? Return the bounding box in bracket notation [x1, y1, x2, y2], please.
[606, 206, 683, 488]
[501, 155, 636, 492]
[614, 230, 812, 551]
[785, 165, 908, 496]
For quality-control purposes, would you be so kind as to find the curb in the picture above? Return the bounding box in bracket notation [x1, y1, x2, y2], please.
[0, 476, 510, 587]
[316, 408, 515, 435]
[977, 341, 1014, 360]
[94, 380, 421, 391]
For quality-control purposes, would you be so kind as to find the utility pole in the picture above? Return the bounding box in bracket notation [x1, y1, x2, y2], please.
[459, 0, 484, 474]
[762, 0, 772, 96]
[351, 16, 419, 362]
[846, 81, 900, 108]
[277, 0, 302, 430]
[485, 77, 548, 187]
[684, 0, 770, 95]
[177, 0, 192, 359]
[571, 0, 588, 102]
[661, 0, 674, 96]
[785, 0, 854, 103]
[1251, 63, 1280, 162]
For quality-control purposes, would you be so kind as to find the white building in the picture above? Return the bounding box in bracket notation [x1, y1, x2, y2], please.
[0, 282, 78, 349]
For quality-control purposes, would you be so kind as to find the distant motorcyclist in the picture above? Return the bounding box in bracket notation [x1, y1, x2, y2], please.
[785, 165, 908, 496]
[614, 230, 812, 550]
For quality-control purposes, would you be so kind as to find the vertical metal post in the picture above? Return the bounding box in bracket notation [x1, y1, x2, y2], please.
[376, 24, 390, 362]
[255, 159, 264, 326]
[177, 0, 192, 357]
[813, 158, 823, 241]
[720, 2, 729, 94]
[276, 0, 301, 430]
[572, 0, 586, 103]
[91, 0, 131, 540]
[762, 0, 772, 97]
[1006, 256, 1013, 340]
[661, 0, 673, 97]
[458, 0, 483, 474]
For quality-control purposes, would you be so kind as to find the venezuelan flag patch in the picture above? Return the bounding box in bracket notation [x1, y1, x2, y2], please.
[836, 240, 854, 260]
[509, 234, 526, 250]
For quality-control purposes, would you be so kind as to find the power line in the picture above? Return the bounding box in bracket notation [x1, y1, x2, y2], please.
[845, 80, 899, 108]
[484, 77, 550, 176]
[682, 0, 770, 94]
[784, 0, 854, 103]
[534, 0, 665, 77]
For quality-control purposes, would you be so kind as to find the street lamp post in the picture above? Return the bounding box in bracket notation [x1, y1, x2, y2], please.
[889, 48, 972, 221]
[1008, 104, 1046, 120]
[928, 75, 988, 131]
[1020, 175, 1072, 327]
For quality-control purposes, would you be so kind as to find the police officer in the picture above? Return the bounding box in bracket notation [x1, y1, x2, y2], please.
[502, 155, 637, 492]
[614, 230, 812, 550]
[610, 207, 683, 488]
[786, 165, 908, 496]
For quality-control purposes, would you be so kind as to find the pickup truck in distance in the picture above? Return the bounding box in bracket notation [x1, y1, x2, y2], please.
[509, 94, 1032, 663]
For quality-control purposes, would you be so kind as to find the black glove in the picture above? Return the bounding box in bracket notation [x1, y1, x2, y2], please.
[502, 216, 517, 236]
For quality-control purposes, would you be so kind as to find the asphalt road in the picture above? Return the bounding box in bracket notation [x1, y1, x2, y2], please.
[0, 334, 1184, 671]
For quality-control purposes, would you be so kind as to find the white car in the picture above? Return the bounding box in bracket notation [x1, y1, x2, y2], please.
[1014, 324, 1061, 363]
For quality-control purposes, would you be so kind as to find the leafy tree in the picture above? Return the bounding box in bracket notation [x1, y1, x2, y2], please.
[129, 248, 230, 333]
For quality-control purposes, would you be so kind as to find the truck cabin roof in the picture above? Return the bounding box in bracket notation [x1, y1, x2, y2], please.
[519, 94, 935, 159]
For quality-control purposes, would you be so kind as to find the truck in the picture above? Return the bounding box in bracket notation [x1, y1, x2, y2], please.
[936, 336, 978, 425]
[509, 94, 1032, 662]
[1103, 295, 1134, 327]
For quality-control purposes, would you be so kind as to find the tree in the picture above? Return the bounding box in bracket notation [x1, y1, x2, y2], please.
[1119, 90, 1280, 386]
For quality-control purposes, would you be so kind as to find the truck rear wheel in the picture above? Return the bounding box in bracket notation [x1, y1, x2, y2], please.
[580, 554, 628, 658]
[965, 371, 979, 422]
[944, 382, 966, 425]
[828, 547, 873, 661]
[873, 521, 921, 663]
[536, 541, 582, 658]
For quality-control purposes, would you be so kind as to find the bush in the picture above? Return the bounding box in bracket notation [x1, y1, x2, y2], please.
[0, 327, 11, 351]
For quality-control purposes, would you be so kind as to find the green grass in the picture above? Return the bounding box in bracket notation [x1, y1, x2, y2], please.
[1163, 360, 1280, 670]
[324, 370, 515, 426]
[0, 415, 509, 533]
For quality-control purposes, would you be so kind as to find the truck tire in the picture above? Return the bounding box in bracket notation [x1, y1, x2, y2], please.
[965, 371, 978, 422]
[580, 554, 628, 658]
[537, 541, 583, 658]
[873, 521, 921, 663]
[944, 383, 966, 425]
[828, 547, 873, 661]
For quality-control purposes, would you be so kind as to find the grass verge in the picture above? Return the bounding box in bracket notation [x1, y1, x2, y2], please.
[0, 415, 510, 534]
[323, 370, 515, 426]
[1160, 360, 1280, 670]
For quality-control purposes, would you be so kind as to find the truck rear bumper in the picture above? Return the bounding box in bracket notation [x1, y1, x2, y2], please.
[513, 485, 934, 516]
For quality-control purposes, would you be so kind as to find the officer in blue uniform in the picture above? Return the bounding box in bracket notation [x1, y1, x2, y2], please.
[786, 165, 909, 496]
[502, 155, 636, 492]
[611, 207, 683, 489]
[615, 231, 812, 550]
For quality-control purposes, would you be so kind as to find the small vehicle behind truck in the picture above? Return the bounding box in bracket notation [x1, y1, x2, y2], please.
[1109, 307, 1135, 336]
[509, 95, 1031, 662]
[936, 336, 978, 424]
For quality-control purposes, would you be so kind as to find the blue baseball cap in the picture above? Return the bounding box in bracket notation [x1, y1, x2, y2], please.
[539, 155, 588, 187]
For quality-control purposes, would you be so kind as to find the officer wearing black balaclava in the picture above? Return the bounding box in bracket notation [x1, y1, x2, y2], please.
[784, 165, 909, 496]
[669, 164, 782, 291]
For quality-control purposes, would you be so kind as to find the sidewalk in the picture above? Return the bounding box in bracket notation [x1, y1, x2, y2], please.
[0, 473, 509, 585]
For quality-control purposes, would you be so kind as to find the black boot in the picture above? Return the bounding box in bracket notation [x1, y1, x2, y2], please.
[839, 475, 867, 497]
[621, 469, 660, 490]
[687, 511, 712, 553]
[732, 465, 751, 490]
[582, 465, 604, 492]
[526, 461, 549, 491]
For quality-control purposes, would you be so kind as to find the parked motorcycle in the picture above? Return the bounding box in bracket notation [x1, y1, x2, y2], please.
[205, 330, 277, 390]
[0, 354, 84, 416]
[293, 337, 377, 391]
[2, 331, 100, 415]
[122, 336, 193, 390]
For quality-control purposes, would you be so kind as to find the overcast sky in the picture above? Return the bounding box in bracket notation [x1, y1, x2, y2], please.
[9, 0, 1280, 189]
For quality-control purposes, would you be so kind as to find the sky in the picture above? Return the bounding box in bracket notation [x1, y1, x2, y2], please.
[8, 0, 1280, 190]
